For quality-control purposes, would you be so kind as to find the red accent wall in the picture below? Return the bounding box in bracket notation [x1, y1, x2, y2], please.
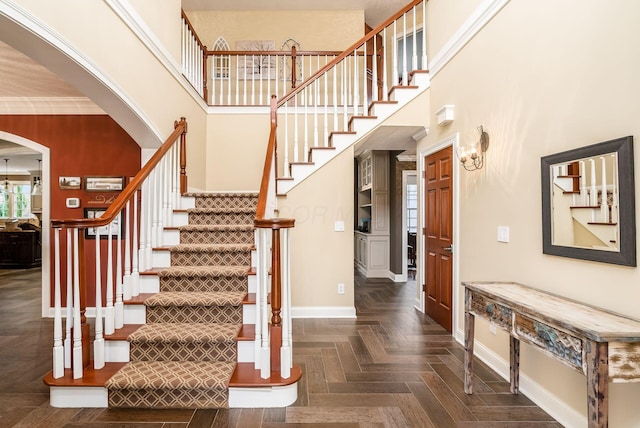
[0, 115, 141, 306]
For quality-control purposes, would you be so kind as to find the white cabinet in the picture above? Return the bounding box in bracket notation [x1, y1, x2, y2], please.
[355, 150, 390, 278]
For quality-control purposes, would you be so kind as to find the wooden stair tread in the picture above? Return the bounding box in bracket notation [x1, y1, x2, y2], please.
[229, 363, 302, 387]
[237, 324, 255, 341]
[44, 362, 127, 387]
[105, 324, 144, 340]
[124, 293, 155, 304]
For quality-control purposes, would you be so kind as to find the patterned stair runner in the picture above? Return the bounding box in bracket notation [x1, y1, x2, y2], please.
[106, 193, 257, 408]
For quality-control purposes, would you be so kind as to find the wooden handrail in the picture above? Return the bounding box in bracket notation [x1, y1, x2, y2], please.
[205, 49, 343, 57]
[51, 118, 188, 229]
[181, 10, 206, 52]
[277, 0, 424, 108]
[255, 97, 278, 221]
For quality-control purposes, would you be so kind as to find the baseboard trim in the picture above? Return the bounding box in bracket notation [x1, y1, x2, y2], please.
[291, 306, 356, 319]
[453, 328, 586, 428]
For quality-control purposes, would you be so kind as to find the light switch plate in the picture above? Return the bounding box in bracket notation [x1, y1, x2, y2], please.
[66, 197, 80, 208]
[334, 221, 345, 232]
[497, 226, 509, 243]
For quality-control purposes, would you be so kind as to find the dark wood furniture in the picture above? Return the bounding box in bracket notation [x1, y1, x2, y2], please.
[0, 230, 41, 268]
[462, 281, 640, 428]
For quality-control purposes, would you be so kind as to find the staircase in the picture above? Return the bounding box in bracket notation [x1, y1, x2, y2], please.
[104, 192, 255, 408]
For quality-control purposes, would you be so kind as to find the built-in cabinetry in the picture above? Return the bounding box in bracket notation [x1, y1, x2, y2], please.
[354, 151, 390, 277]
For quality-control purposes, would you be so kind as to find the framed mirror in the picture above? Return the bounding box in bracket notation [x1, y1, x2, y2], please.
[541, 136, 636, 266]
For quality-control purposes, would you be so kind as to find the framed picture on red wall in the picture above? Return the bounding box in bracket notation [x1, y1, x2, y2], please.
[59, 176, 81, 190]
[84, 207, 123, 239]
[85, 176, 125, 192]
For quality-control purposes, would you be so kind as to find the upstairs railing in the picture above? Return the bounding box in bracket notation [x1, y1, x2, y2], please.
[182, 11, 207, 99]
[50, 118, 188, 379]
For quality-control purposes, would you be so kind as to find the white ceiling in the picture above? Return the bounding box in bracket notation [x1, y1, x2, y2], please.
[0, 0, 417, 172]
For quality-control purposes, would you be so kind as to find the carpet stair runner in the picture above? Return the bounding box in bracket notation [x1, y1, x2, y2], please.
[105, 192, 258, 408]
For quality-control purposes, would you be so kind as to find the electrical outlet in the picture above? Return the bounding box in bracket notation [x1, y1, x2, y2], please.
[337, 283, 345, 294]
[489, 321, 497, 335]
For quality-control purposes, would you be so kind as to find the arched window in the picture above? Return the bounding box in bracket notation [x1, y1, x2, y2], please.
[212, 37, 230, 79]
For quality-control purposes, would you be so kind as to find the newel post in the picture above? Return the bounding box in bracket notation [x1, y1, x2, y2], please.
[202, 46, 208, 102]
[290, 45, 297, 90]
[176, 117, 188, 194]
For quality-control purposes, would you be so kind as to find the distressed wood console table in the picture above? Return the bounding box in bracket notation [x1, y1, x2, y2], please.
[462, 281, 640, 428]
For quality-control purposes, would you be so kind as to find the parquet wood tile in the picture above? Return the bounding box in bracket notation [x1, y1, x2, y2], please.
[0, 267, 561, 427]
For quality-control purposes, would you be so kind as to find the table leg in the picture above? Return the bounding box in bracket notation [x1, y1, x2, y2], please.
[510, 335, 520, 394]
[586, 340, 608, 428]
[464, 288, 475, 394]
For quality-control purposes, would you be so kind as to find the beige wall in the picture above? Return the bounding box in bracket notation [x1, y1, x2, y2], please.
[129, 0, 182, 64]
[425, 0, 484, 57]
[421, 0, 640, 425]
[185, 10, 364, 52]
[278, 148, 355, 311]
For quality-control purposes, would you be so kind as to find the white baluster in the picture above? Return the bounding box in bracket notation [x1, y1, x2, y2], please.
[164, 154, 172, 227]
[132, 191, 140, 297]
[589, 159, 597, 207]
[251, 54, 256, 105]
[260, 229, 271, 379]
[313, 78, 319, 149]
[254, 230, 263, 370]
[342, 60, 348, 131]
[105, 227, 114, 335]
[353, 49, 359, 116]
[115, 213, 124, 329]
[293, 95, 299, 163]
[72, 228, 82, 379]
[280, 228, 291, 378]
[211, 57, 217, 105]
[333, 65, 338, 131]
[392, 20, 398, 86]
[324, 60, 329, 145]
[94, 228, 104, 370]
[362, 47, 367, 115]
[52, 228, 64, 378]
[284, 103, 290, 178]
[372, 35, 378, 103]
[383, 27, 389, 101]
[123, 200, 132, 301]
[64, 229, 73, 368]
[227, 55, 231, 105]
[412, 6, 418, 74]
[236, 56, 240, 105]
[402, 13, 408, 85]
[600, 156, 608, 222]
[304, 85, 309, 162]
[422, 1, 428, 69]
[243, 54, 248, 105]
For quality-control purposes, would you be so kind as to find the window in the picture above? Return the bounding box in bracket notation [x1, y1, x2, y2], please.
[407, 183, 417, 233]
[212, 37, 230, 79]
[0, 182, 31, 218]
[397, 28, 424, 82]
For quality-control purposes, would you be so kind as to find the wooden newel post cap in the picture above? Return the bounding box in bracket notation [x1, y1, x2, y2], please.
[254, 218, 295, 229]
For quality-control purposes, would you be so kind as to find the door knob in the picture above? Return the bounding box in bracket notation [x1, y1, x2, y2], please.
[442, 245, 453, 253]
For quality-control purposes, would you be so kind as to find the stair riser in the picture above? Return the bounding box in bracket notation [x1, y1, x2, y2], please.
[180, 230, 254, 245]
[130, 342, 237, 362]
[160, 276, 248, 293]
[123, 303, 256, 324]
[194, 197, 258, 210]
[146, 305, 243, 324]
[170, 251, 251, 266]
[188, 212, 255, 225]
[108, 388, 228, 409]
[140, 274, 256, 294]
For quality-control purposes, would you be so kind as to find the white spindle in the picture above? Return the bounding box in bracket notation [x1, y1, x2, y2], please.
[254, 230, 263, 369]
[227, 56, 232, 105]
[422, 1, 428, 69]
[280, 228, 292, 378]
[383, 27, 389, 101]
[293, 95, 299, 163]
[402, 13, 408, 85]
[236, 56, 240, 105]
[362, 48, 367, 115]
[164, 154, 172, 227]
[284, 103, 290, 178]
[105, 227, 114, 335]
[123, 200, 132, 301]
[324, 60, 329, 145]
[372, 35, 378, 103]
[580, 160, 588, 206]
[115, 213, 124, 329]
[251, 54, 256, 105]
[589, 159, 597, 207]
[412, 6, 418, 74]
[333, 65, 338, 131]
[304, 86, 309, 162]
[132, 191, 140, 297]
[353, 49, 359, 116]
[243, 55, 248, 105]
[52, 228, 63, 378]
[94, 228, 104, 370]
[393, 20, 399, 87]
[260, 229, 271, 379]
[342, 61, 348, 130]
[72, 228, 82, 379]
[313, 78, 319, 149]
[600, 157, 608, 222]
[64, 229, 73, 368]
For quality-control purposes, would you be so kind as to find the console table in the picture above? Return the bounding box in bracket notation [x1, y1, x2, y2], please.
[462, 281, 640, 428]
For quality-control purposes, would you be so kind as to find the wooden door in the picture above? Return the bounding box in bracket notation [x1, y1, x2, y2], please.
[424, 146, 453, 332]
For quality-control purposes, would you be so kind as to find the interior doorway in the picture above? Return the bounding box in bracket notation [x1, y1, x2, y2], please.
[424, 146, 453, 332]
[402, 171, 418, 281]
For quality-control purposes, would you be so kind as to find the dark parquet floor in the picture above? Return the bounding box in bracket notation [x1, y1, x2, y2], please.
[0, 267, 562, 427]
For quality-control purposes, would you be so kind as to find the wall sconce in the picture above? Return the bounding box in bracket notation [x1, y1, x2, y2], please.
[456, 126, 489, 171]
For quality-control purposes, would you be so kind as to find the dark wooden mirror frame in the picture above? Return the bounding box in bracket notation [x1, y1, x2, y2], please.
[541, 136, 636, 266]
